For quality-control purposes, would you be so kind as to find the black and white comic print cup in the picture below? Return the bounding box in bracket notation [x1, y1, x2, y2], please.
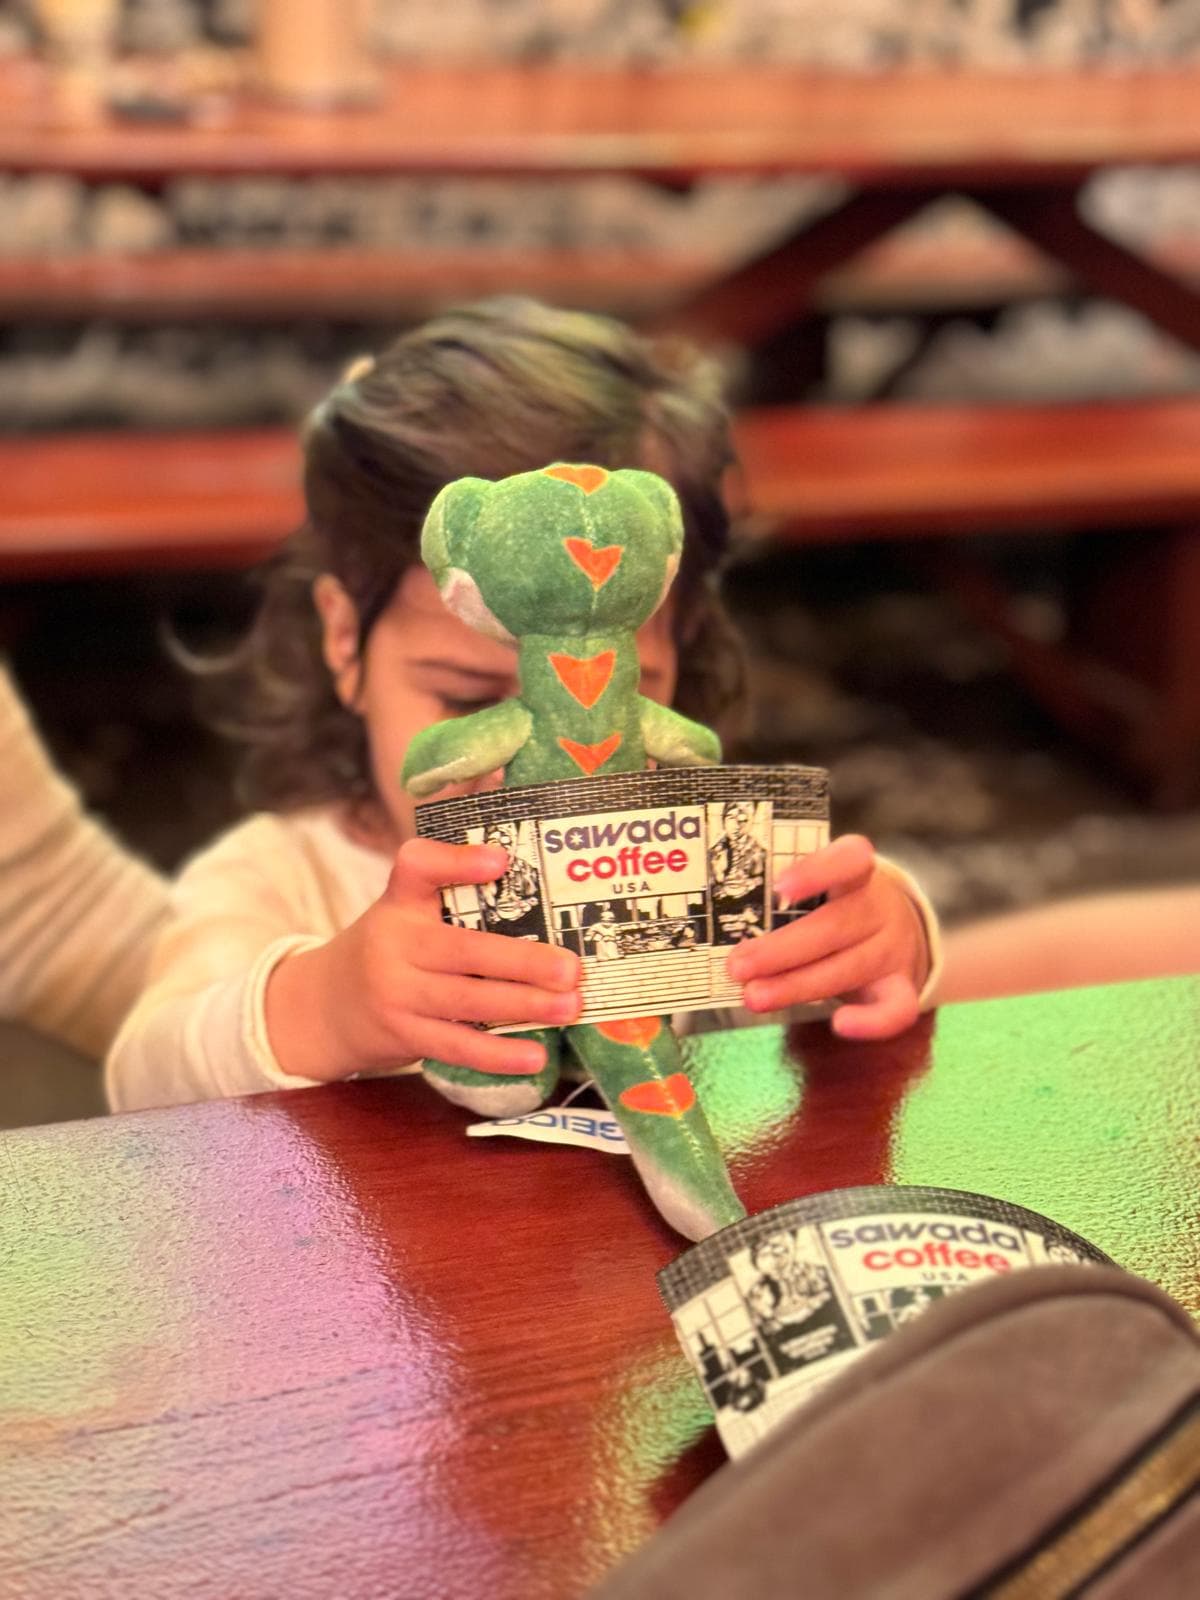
[658, 1184, 1113, 1457]
[413, 764, 830, 1030]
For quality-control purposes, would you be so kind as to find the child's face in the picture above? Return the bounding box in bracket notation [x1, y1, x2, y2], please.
[320, 564, 679, 851]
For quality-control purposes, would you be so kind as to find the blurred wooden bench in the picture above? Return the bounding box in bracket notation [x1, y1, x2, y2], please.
[9, 396, 1199, 558]
[0, 234, 1197, 322]
[0, 429, 302, 578]
[5, 399, 1200, 800]
[11, 398, 1199, 575]
[5, 61, 1200, 800]
[735, 398, 1200, 539]
[0, 248, 713, 322]
[3, 60, 1200, 344]
[735, 397, 1200, 805]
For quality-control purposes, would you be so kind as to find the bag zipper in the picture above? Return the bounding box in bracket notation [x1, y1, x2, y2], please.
[982, 1400, 1200, 1599]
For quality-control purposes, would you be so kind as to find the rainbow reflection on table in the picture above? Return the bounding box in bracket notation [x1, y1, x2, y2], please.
[1, 975, 1196, 1600]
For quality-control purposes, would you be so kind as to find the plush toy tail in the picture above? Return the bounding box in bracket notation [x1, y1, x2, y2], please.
[422, 1029, 562, 1118]
[566, 1017, 746, 1242]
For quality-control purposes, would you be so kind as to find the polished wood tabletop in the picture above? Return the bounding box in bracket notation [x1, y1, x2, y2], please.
[2, 975, 1197, 1599]
[2, 61, 1199, 183]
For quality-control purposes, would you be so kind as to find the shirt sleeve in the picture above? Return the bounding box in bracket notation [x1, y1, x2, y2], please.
[875, 854, 943, 1010]
[0, 664, 170, 1059]
[105, 822, 332, 1111]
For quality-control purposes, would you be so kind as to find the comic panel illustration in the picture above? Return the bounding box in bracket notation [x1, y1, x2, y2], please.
[770, 817, 830, 928]
[692, 1328, 774, 1418]
[558, 893, 709, 961]
[674, 1225, 861, 1431]
[851, 1284, 952, 1343]
[624, 892, 708, 954]
[706, 800, 770, 946]
[441, 881, 485, 932]
[456, 820, 548, 942]
[680, 1278, 776, 1420]
[557, 898, 634, 959]
[732, 1225, 859, 1378]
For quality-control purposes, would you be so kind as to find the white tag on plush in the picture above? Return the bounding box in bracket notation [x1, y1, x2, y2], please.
[467, 1107, 629, 1154]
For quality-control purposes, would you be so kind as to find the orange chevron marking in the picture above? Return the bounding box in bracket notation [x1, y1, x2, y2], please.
[545, 464, 608, 494]
[597, 1017, 663, 1049]
[548, 650, 615, 709]
[619, 1073, 697, 1117]
[558, 731, 622, 776]
[564, 538, 622, 589]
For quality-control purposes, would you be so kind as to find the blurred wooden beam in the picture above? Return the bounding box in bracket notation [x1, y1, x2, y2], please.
[3, 61, 1200, 184]
[0, 247, 715, 320]
[734, 397, 1200, 541]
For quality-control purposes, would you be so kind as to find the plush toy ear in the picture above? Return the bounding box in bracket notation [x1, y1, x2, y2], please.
[421, 476, 491, 580]
[422, 475, 516, 642]
[623, 469, 685, 556]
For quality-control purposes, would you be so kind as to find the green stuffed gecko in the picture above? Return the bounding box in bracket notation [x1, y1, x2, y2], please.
[402, 462, 747, 1242]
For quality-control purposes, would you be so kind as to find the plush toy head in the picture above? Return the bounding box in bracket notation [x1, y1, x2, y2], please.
[421, 462, 683, 642]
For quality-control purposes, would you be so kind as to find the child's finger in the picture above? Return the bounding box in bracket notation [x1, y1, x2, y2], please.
[386, 838, 507, 908]
[728, 890, 880, 982]
[742, 930, 891, 1013]
[418, 921, 580, 991]
[415, 972, 581, 1029]
[774, 834, 875, 908]
[830, 973, 921, 1040]
[407, 1017, 548, 1076]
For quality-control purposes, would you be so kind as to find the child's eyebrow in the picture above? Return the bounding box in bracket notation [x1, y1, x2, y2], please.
[409, 659, 513, 686]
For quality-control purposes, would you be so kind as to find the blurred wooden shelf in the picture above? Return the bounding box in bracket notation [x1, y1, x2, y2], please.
[2, 232, 1196, 322]
[0, 247, 716, 320]
[4, 54, 1200, 798]
[6, 397, 1200, 578]
[734, 395, 1200, 805]
[2, 60, 1200, 185]
[5, 400, 1200, 800]
[735, 395, 1200, 540]
[818, 230, 1200, 312]
[0, 428, 302, 577]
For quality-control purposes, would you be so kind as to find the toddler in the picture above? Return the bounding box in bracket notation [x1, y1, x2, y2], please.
[107, 298, 940, 1111]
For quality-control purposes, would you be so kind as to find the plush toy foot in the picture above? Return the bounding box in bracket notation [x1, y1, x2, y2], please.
[423, 1028, 561, 1118]
[566, 1017, 746, 1242]
[626, 1152, 744, 1243]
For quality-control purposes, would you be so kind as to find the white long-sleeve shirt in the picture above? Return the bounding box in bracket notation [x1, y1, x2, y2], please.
[107, 804, 943, 1113]
[0, 663, 170, 1059]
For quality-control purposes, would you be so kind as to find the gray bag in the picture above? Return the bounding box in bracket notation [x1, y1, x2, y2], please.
[593, 1266, 1200, 1599]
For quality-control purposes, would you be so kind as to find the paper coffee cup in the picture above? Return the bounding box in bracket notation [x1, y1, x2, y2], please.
[415, 763, 829, 1029]
[659, 1185, 1113, 1458]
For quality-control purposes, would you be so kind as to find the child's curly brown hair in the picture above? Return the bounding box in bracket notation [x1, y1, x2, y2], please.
[200, 297, 748, 814]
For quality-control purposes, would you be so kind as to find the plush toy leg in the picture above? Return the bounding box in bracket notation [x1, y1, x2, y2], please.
[566, 1017, 745, 1242]
[423, 1029, 562, 1118]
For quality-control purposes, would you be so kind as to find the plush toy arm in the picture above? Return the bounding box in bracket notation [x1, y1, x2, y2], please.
[402, 700, 532, 798]
[639, 698, 722, 766]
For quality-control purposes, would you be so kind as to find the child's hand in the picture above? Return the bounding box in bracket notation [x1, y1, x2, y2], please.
[266, 838, 581, 1081]
[726, 835, 927, 1041]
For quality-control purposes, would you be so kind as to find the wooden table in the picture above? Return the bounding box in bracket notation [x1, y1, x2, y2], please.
[3, 975, 1197, 1600]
